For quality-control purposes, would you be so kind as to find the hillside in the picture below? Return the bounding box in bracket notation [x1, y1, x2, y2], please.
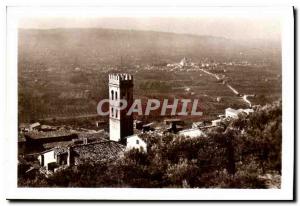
[18, 28, 280, 70]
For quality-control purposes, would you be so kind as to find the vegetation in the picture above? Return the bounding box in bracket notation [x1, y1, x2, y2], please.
[18, 100, 281, 188]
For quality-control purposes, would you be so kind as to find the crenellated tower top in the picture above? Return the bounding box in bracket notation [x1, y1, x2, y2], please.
[109, 73, 133, 85]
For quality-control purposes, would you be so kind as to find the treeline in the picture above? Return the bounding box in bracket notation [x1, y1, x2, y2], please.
[18, 100, 281, 188]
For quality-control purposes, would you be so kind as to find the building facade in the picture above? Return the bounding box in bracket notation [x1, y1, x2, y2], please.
[225, 108, 254, 119]
[178, 128, 206, 138]
[109, 73, 134, 143]
[126, 134, 147, 153]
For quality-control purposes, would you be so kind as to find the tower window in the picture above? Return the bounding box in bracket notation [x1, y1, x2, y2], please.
[115, 91, 118, 100]
[111, 90, 114, 100]
[136, 140, 139, 144]
[111, 107, 114, 117]
[116, 110, 118, 118]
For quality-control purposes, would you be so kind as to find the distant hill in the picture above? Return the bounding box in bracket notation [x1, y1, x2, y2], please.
[18, 28, 281, 70]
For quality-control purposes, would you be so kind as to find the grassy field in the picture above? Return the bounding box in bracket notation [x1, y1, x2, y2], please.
[18, 62, 281, 127]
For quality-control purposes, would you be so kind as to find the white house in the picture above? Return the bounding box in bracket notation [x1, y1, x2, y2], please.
[38, 147, 70, 171]
[38, 150, 57, 171]
[225, 108, 254, 119]
[126, 134, 147, 153]
[225, 108, 240, 119]
[178, 128, 206, 138]
[29, 122, 41, 131]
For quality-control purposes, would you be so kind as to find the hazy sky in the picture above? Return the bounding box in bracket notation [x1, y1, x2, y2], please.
[19, 17, 281, 41]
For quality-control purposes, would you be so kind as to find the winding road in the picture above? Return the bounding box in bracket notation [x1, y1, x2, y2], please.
[199, 68, 254, 108]
[243, 94, 255, 107]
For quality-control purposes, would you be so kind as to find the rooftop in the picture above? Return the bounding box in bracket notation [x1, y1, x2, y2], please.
[77, 131, 108, 140]
[225, 108, 254, 115]
[178, 128, 206, 138]
[30, 122, 41, 128]
[72, 141, 125, 163]
[25, 130, 76, 140]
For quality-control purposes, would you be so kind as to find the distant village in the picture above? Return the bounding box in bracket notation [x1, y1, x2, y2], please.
[18, 58, 256, 177]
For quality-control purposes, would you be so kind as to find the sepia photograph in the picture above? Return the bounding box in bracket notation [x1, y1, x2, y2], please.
[4, 5, 294, 200]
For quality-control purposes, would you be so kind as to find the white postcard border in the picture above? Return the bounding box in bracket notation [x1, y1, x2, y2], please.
[5, 6, 294, 200]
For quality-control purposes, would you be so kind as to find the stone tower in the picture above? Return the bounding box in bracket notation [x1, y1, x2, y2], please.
[109, 73, 134, 143]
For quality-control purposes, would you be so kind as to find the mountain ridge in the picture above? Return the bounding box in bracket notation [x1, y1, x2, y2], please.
[18, 27, 281, 69]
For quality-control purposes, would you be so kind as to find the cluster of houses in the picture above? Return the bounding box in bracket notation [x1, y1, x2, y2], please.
[113, 107, 254, 155]
[167, 57, 196, 69]
[165, 57, 262, 72]
[19, 106, 254, 176]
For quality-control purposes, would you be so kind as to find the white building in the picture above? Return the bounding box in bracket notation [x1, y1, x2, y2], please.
[225, 108, 240, 118]
[29, 122, 41, 131]
[225, 108, 254, 119]
[179, 57, 188, 67]
[38, 150, 57, 171]
[38, 147, 70, 171]
[179, 57, 192, 67]
[178, 128, 206, 138]
[126, 134, 147, 153]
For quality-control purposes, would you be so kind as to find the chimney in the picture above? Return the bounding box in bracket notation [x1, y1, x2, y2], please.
[67, 147, 74, 166]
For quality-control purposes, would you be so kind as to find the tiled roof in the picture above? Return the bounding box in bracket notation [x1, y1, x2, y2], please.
[72, 141, 125, 164]
[77, 132, 108, 140]
[54, 147, 69, 155]
[43, 141, 73, 150]
[26, 130, 76, 139]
